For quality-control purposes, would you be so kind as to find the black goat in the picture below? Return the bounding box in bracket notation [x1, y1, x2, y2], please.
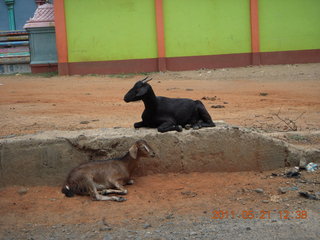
[124, 77, 216, 132]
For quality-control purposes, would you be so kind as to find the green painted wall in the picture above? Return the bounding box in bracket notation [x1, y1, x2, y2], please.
[163, 0, 251, 58]
[64, 0, 157, 62]
[63, 0, 320, 63]
[259, 0, 320, 52]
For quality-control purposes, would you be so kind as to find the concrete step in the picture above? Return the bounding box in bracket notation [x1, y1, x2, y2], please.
[0, 63, 31, 74]
[0, 126, 319, 187]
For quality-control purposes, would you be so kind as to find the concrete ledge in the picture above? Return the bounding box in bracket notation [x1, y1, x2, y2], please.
[0, 126, 319, 187]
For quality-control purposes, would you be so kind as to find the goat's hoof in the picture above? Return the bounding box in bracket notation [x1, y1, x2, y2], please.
[117, 197, 127, 202]
[176, 125, 183, 132]
[193, 125, 200, 130]
[100, 190, 108, 195]
[185, 124, 191, 130]
[118, 190, 128, 195]
[127, 180, 134, 185]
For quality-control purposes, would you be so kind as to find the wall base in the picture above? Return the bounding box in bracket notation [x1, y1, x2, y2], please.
[31, 63, 58, 73]
[58, 49, 320, 75]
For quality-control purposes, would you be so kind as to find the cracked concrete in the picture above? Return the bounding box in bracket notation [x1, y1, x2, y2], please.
[0, 126, 319, 187]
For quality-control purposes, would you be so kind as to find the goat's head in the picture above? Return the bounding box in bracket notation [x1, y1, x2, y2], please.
[124, 77, 153, 102]
[129, 140, 156, 159]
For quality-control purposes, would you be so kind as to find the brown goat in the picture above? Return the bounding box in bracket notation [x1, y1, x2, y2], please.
[61, 140, 155, 201]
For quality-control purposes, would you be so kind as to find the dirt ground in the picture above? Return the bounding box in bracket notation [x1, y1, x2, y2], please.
[1, 170, 319, 239]
[0, 63, 320, 239]
[0, 63, 320, 136]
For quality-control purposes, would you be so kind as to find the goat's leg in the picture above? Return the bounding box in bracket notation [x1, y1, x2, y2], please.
[192, 122, 201, 130]
[191, 120, 206, 130]
[100, 181, 128, 196]
[157, 121, 183, 133]
[86, 178, 125, 201]
[100, 180, 133, 195]
[195, 100, 216, 127]
[100, 189, 127, 195]
[94, 191, 126, 201]
[134, 121, 146, 129]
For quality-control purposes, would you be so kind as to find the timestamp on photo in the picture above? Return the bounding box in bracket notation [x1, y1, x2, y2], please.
[211, 210, 308, 220]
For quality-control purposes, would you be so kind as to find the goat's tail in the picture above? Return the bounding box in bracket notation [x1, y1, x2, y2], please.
[195, 100, 216, 127]
[61, 184, 75, 198]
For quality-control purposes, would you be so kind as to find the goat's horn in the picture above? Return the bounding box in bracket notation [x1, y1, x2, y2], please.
[142, 77, 152, 83]
[141, 77, 148, 82]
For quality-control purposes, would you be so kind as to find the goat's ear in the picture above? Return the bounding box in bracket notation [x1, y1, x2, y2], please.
[129, 144, 138, 159]
[136, 85, 149, 97]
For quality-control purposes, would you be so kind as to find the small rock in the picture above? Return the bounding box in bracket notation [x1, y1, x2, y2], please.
[100, 226, 112, 231]
[259, 92, 268, 96]
[190, 232, 198, 236]
[254, 188, 264, 193]
[211, 105, 225, 109]
[143, 224, 152, 229]
[285, 170, 301, 178]
[202, 96, 217, 101]
[299, 191, 320, 200]
[181, 191, 197, 197]
[297, 179, 307, 183]
[262, 200, 269, 203]
[80, 121, 90, 124]
[246, 227, 251, 231]
[166, 87, 179, 91]
[103, 234, 113, 240]
[279, 187, 287, 194]
[287, 186, 299, 191]
[185, 88, 194, 91]
[165, 213, 174, 219]
[18, 188, 28, 195]
[271, 195, 281, 203]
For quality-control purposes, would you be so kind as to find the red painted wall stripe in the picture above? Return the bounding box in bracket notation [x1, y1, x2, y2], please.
[155, 0, 166, 57]
[54, 0, 69, 74]
[250, 0, 260, 53]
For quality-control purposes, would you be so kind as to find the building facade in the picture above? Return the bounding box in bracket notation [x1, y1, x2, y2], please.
[54, 0, 320, 75]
